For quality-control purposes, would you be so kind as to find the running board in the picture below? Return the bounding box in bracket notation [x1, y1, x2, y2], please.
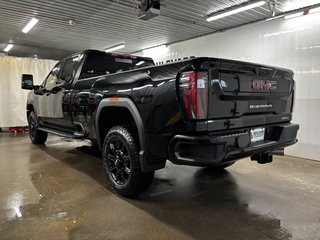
[37, 127, 85, 139]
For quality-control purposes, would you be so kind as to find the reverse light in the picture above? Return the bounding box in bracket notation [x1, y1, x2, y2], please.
[22, 17, 39, 33]
[179, 71, 208, 120]
[206, 1, 266, 22]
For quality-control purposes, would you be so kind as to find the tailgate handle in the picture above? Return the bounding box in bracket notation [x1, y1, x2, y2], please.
[224, 119, 235, 128]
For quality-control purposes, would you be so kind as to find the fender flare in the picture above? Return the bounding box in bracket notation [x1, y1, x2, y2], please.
[95, 97, 165, 172]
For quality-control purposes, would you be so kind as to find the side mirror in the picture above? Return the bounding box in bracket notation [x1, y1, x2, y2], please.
[21, 74, 35, 90]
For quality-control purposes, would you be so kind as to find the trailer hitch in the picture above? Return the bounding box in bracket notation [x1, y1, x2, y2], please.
[251, 153, 273, 164]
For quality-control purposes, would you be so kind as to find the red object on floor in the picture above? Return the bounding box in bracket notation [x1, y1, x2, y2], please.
[9, 127, 28, 132]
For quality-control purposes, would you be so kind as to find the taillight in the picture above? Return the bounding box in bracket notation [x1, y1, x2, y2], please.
[179, 71, 208, 120]
[291, 80, 295, 113]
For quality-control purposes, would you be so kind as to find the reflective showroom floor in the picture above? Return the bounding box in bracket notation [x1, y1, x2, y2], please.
[0, 132, 319, 240]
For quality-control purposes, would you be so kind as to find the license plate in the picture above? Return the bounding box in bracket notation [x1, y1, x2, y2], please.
[250, 127, 265, 143]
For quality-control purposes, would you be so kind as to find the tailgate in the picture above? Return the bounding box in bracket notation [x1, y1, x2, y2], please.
[208, 59, 294, 120]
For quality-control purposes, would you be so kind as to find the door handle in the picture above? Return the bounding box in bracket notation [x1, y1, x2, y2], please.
[51, 85, 63, 94]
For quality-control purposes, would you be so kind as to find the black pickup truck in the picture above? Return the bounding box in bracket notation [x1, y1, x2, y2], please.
[22, 49, 299, 197]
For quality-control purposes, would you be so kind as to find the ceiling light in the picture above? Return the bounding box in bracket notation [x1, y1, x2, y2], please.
[105, 43, 126, 52]
[22, 17, 39, 33]
[265, 15, 283, 22]
[283, 0, 320, 12]
[142, 45, 167, 55]
[206, 1, 266, 22]
[309, 6, 320, 14]
[4, 44, 13, 52]
[284, 11, 304, 20]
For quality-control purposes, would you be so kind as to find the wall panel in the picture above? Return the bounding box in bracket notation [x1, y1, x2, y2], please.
[146, 14, 320, 160]
[0, 56, 57, 128]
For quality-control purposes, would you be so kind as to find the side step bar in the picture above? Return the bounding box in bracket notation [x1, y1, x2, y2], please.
[37, 127, 85, 139]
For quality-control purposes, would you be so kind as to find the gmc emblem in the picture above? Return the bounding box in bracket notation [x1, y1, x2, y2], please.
[252, 80, 277, 90]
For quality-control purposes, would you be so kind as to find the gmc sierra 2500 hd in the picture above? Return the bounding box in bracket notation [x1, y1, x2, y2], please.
[22, 49, 299, 197]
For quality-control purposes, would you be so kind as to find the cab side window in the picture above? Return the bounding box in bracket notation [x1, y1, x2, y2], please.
[60, 56, 80, 83]
[44, 64, 62, 89]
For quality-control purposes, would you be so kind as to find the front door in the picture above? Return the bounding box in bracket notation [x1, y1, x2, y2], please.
[36, 63, 62, 124]
[44, 56, 81, 131]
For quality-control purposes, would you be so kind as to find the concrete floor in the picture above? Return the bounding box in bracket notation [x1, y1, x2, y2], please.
[0, 133, 319, 240]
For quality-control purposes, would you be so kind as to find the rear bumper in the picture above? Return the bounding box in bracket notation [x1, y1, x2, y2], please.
[168, 122, 299, 166]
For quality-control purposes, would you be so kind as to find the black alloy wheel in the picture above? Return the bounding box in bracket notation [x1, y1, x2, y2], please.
[102, 126, 154, 197]
[28, 111, 47, 144]
[29, 113, 36, 139]
[107, 138, 131, 186]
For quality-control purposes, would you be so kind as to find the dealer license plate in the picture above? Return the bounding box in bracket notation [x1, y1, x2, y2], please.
[250, 127, 265, 143]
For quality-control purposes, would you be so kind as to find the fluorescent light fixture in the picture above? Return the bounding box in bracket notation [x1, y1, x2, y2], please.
[206, 1, 266, 22]
[309, 6, 320, 14]
[4, 44, 13, 52]
[265, 15, 283, 22]
[284, 11, 304, 20]
[22, 17, 39, 33]
[136, 61, 145, 66]
[142, 45, 167, 54]
[283, 0, 320, 12]
[105, 43, 126, 52]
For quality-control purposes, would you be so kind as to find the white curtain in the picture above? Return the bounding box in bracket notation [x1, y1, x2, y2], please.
[0, 56, 57, 127]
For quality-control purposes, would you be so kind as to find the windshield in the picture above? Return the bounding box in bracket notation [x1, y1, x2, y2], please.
[79, 51, 154, 79]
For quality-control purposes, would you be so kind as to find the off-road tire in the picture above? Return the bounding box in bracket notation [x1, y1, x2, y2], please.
[28, 111, 47, 144]
[102, 126, 154, 197]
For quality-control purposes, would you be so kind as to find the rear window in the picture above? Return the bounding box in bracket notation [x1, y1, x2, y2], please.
[79, 52, 154, 79]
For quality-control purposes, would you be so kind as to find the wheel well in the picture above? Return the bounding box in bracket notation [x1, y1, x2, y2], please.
[98, 107, 139, 147]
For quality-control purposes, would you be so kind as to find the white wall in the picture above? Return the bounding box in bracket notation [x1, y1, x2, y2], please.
[0, 56, 57, 128]
[144, 13, 320, 161]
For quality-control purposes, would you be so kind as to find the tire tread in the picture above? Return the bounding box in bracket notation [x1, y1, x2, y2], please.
[102, 126, 154, 197]
[28, 111, 47, 144]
